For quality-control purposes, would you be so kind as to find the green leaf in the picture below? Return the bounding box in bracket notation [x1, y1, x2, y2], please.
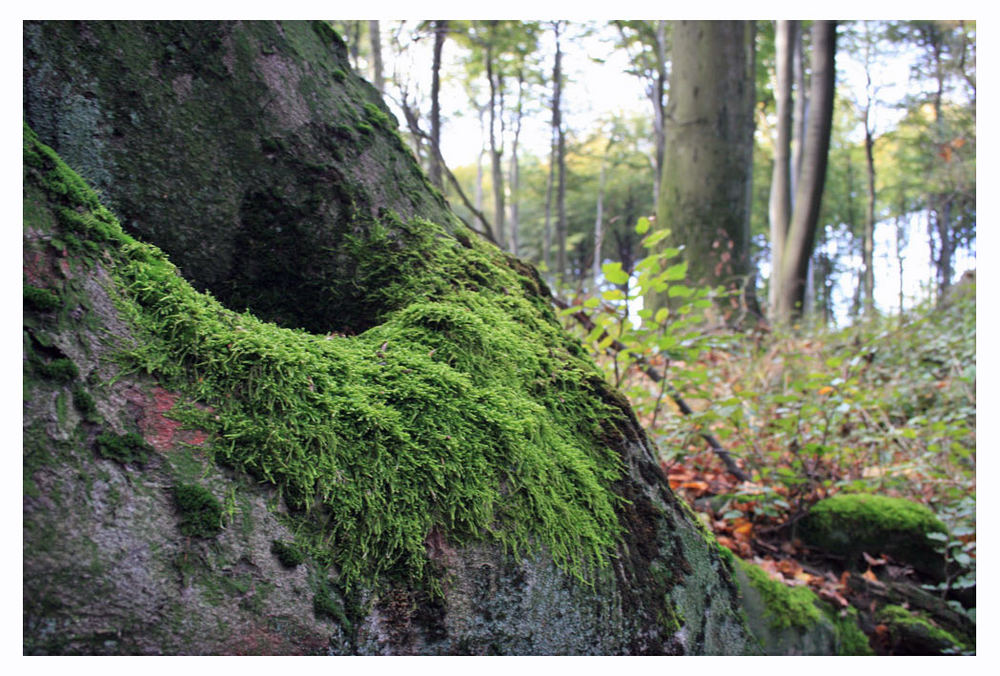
[635, 216, 651, 235]
[654, 308, 669, 325]
[663, 261, 688, 281]
[583, 297, 600, 309]
[641, 229, 670, 248]
[668, 284, 693, 298]
[602, 289, 626, 301]
[602, 261, 630, 285]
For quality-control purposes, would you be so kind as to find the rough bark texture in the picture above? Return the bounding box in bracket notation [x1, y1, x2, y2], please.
[23, 20, 756, 656]
[656, 20, 757, 315]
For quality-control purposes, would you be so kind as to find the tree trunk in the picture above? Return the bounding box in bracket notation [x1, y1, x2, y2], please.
[656, 20, 759, 319]
[773, 21, 837, 324]
[768, 20, 795, 314]
[652, 20, 668, 207]
[428, 20, 447, 190]
[508, 71, 525, 256]
[791, 21, 806, 194]
[486, 39, 506, 250]
[23, 19, 758, 656]
[863, 113, 876, 316]
[543, 126, 555, 273]
[368, 20, 384, 96]
[552, 21, 567, 284]
[593, 153, 607, 291]
[861, 26, 877, 317]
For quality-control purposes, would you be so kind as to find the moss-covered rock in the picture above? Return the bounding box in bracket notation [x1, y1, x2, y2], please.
[875, 604, 967, 655]
[730, 555, 870, 655]
[22, 20, 758, 655]
[799, 494, 947, 578]
[24, 19, 456, 336]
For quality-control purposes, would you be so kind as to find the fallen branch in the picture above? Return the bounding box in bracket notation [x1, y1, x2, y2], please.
[552, 296, 752, 483]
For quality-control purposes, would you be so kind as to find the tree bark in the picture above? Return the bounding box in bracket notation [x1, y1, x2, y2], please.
[768, 20, 794, 314]
[656, 20, 759, 320]
[508, 70, 525, 257]
[486, 36, 506, 250]
[368, 20, 384, 96]
[552, 21, 567, 284]
[791, 21, 806, 195]
[593, 152, 607, 290]
[428, 20, 447, 190]
[774, 21, 837, 324]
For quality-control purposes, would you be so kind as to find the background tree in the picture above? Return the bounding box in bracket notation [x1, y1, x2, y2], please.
[772, 21, 837, 324]
[656, 20, 760, 321]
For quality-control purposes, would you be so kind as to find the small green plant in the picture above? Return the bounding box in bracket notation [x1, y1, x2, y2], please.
[174, 483, 223, 538]
[271, 540, 305, 568]
[95, 430, 151, 465]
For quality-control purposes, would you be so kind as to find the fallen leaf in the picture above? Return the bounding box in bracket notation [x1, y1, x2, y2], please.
[862, 551, 887, 566]
[862, 568, 879, 583]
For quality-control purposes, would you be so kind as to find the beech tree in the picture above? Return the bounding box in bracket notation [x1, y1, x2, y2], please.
[655, 20, 760, 320]
[771, 21, 838, 324]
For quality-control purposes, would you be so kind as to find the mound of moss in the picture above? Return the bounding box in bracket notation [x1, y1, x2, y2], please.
[24, 122, 625, 592]
[875, 604, 967, 655]
[799, 494, 947, 578]
[730, 555, 872, 656]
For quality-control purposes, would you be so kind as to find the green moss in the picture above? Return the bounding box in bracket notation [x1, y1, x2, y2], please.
[876, 604, 965, 654]
[271, 540, 305, 568]
[24, 123, 626, 594]
[800, 494, 946, 575]
[827, 605, 874, 656]
[38, 358, 79, 382]
[95, 431, 151, 466]
[736, 557, 822, 631]
[363, 102, 391, 128]
[24, 284, 61, 312]
[174, 483, 223, 538]
[72, 384, 101, 423]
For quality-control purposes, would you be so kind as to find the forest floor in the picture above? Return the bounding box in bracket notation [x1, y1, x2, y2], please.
[560, 269, 976, 654]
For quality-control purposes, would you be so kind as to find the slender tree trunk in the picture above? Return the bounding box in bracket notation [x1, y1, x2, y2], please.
[861, 26, 877, 317]
[769, 20, 794, 314]
[593, 154, 607, 291]
[863, 112, 876, 316]
[428, 20, 448, 190]
[348, 22, 361, 71]
[553, 21, 567, 283]
[476, 105, 486, 222]
[543, 129, 555, 273]
[774, 21, 837, 324]
[508, 72, 525, 257]
[791, 21, 806, 195]
[368, 20, 384, 96]
[896, 213, 906, 316]
[486, 40, 506, 250]
[656, 20, 758, 320]
[930, 41, 954, 298]
[651, 20, 668, 207]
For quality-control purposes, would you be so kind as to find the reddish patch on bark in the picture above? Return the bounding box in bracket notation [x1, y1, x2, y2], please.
[126, 385, 210, 453]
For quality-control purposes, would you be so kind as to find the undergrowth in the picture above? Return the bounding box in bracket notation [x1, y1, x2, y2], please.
[561, 216, 976, 614]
